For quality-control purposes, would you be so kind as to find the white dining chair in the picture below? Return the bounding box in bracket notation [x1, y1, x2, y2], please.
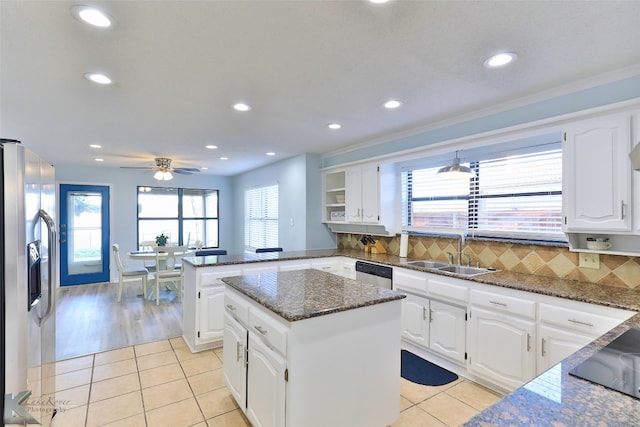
[113, 243, 149, 302]
[151, 246, 186, 305]
[138, 240, 158, 272]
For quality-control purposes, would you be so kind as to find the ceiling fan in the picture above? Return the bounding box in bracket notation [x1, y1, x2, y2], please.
[120, 157, 200, 181]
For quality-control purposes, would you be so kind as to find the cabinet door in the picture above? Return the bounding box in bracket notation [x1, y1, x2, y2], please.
[537, 324, 594, 374]
[360, 164, 379, 223]
[468, 307, 536, 391]
[247, 333, 287, 427]
[429, 301, 466, 364]
[197, 286, 225, 343]
[223, 313, 248, 410]
[563, 115, 632, 231]
[401, 294, 429, 348]
[345, 168, 363, 222]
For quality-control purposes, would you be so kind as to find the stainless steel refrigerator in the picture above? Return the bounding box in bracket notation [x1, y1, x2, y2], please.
[2, 140, 57, 426]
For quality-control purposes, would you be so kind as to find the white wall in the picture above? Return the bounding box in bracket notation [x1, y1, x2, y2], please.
[230, 153, 335, 254]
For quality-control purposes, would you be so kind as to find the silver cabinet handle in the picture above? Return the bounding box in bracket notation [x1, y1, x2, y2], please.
[226, 304, 236, 311]
[568, 318, 594, 327]
[541, 338, 546, 356]
[527, 334, 532, 352]
[490, 300, 507, 307]
[236, 342, 243, 362]
[422, 306, 427, 321]
[622, 200, 625, 219]
[254, 325, 268, 335]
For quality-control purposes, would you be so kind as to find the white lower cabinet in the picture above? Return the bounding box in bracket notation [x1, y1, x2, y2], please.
[401, 294, 430, 347]
[223, 312, 248, 407]
[468, 306, 536, 392]
[537, 323, 593, 374]
[429, 300, 466, 364]
[183, 263, 242, 352]
[246, 333, 287, 427]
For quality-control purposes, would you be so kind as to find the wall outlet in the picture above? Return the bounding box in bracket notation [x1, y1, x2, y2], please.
[579, 252, 600, 269]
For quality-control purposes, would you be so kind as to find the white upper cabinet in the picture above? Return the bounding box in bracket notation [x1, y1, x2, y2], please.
[345, 164, 379, 223]
[563, 113, 632, 232]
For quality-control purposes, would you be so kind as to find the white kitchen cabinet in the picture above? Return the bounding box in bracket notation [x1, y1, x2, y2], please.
[537, 323, 593, 373]
[429, 300, 466, 364]
[246, 333, 287, 427]
[242, 263, 279, 275]
[182, 263, 242, 352]
[323, 170, 346, 222]
[223, 312, 248, 408]
[310, 257, 341, 275]
[345, 164, 379, 223]
[197, 286, 225, 343]
[396, 268, 466, 366]
[563, 113, 632, 232]
[536, 298, 634, 373]
[467, 306, 536, 392]
[277, 260, 312, 271]
[401, 294, 430, 347]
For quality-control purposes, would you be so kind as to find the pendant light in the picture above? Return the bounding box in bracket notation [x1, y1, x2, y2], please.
[437, 151, 475, 178]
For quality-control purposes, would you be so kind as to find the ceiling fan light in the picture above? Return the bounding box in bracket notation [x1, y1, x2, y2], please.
[163, 171, 173, 180]
[153, 170, 164, 180]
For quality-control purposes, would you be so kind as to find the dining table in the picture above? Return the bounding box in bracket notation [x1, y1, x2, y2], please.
[127, 248, 192, 300]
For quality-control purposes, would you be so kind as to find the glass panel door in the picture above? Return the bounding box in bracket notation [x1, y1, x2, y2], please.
[59, 184, 110, 285]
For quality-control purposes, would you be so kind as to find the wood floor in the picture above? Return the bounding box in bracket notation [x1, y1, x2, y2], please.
[55, 280, 183, 361]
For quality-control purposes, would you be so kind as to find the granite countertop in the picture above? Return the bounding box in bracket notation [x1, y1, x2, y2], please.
[221, 268, 405, 322]
[186, 248, 640, 424]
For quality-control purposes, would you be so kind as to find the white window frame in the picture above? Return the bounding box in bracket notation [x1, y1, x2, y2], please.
[244, 184, 279, 252]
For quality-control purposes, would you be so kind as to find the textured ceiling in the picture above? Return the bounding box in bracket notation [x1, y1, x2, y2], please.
[2, 1, 640, 176]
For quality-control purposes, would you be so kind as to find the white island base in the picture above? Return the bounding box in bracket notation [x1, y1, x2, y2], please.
[224, 286, 402, 427]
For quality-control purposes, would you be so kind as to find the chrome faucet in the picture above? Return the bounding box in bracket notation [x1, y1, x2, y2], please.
[446, 252, 455, 264]
[463, 253, 471, 267]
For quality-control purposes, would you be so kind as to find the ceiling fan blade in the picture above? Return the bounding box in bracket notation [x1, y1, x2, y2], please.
[120, 166, 155, 170]
[174, 167, 200, 173]
[173, 169, 193, 175]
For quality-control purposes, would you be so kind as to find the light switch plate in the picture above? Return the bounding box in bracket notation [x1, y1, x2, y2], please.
[579, 252, 600, 269]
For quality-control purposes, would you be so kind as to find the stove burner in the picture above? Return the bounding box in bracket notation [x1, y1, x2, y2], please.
[570, 328, 640, 399]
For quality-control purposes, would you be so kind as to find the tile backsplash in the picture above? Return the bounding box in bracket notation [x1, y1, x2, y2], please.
[338, 233, 640, 289]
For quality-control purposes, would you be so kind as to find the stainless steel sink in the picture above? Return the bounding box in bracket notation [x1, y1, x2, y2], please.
[406, 260, 449, 269]
[437, 265, 490, 276]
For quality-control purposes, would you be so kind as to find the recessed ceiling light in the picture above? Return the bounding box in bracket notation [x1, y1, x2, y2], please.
[384, 100, 402, 109]
[328, 123, 342, 130]
[220, 157, 229, 160]
[265, 152, 276, 156]
[484, 52, 518, 68]
[84, 72, 112, 85]
[369, 0, 390, 3]
[94, 158, 104, 162]
[233, 103, 251, 112]
[205, 145, 218, 150]
[89, 144, 102, 148]
[201, 166, 209, 170]
[71, 5, 112, 28]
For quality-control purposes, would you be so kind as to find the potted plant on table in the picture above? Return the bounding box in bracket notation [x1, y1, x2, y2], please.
[155, 233, 168, 247]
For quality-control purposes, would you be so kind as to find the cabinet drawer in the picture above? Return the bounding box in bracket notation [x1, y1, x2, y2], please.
[428, 277, 468, 304]
[200, 269, 242, 287]
[249, 307, 288, 356]
[470, 289, 535, 319]
[224, 290, 250, 326]
[393, 269, 427, 295]
[539, 303, 625, 336]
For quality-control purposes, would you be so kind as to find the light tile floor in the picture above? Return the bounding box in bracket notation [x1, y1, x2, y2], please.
[39, 337, 501, 427]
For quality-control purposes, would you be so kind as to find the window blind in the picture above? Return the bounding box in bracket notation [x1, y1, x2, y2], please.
[244, 184, 279, 251]
[401, 146, 564, 242]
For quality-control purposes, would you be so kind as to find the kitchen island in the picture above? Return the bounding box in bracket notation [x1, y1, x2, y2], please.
[221, 269, 405, 427]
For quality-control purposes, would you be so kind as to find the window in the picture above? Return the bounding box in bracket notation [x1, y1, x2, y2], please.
[402, 145, 563, 241]
[137, 186, 219, 248]
[244, 184, 279, 252]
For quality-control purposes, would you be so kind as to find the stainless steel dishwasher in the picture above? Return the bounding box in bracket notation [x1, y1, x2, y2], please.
[355, 261, 393, 289]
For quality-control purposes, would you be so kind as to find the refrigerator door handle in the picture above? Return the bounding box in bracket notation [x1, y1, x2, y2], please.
[37, 209, 57, 326]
